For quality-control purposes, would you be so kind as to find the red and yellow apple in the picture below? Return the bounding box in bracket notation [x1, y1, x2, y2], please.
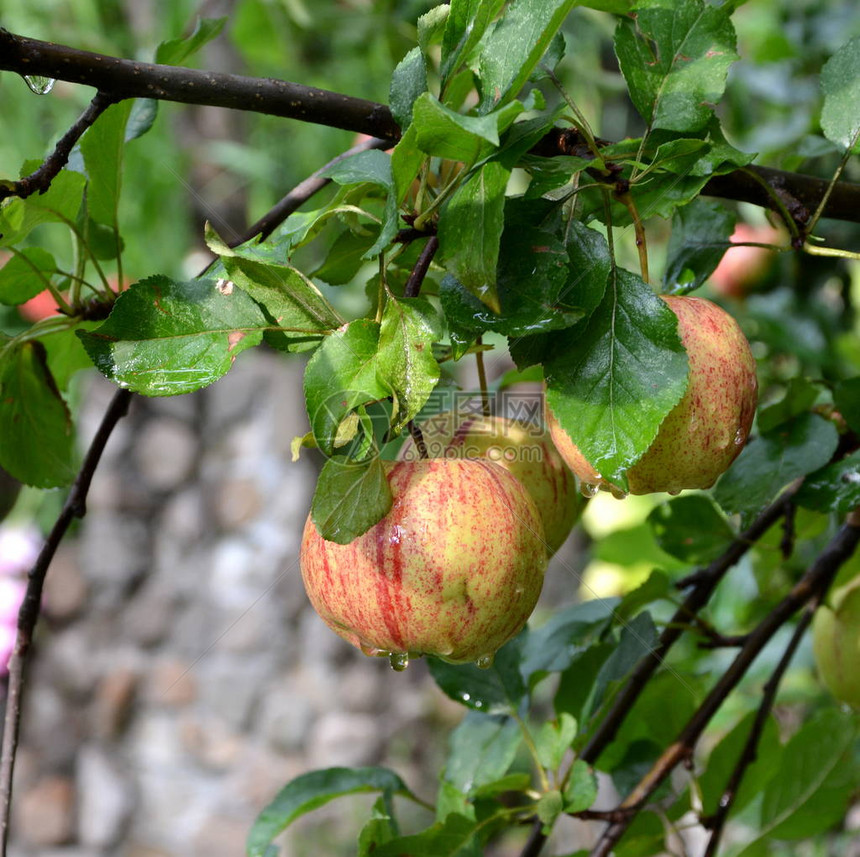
[711, 223, 781, 299]
[300, 458, 547, 667]
[547, 295, 758, 496]
[812, 577, 860, 708]
[398, 412, 582, 555]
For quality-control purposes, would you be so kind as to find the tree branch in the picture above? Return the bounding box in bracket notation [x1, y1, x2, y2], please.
[589, 512, 860, 857]
[701, 603, 815, 857]
[0, 387, 133, 856]
[0, 90, 116, 201]
[0, 29, 401, 141]
[3, 30, 860, 225]
[579, 485, 800, 766]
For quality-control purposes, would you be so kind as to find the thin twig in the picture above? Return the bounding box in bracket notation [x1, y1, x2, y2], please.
[403, 235, 439, 298]
[701, 604, 815, 856]
[0, 388, 133, 856]
[235, 136, 392, 246]
[475, 336, 491, 417]
[589, 514, 860, 857]
[0, 91, 116, 201]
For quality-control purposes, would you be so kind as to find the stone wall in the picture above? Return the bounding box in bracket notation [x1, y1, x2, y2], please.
[7, 350, 587, 857]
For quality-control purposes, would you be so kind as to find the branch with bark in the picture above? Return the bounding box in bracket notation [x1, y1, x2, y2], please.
[3, 29, 860, 224]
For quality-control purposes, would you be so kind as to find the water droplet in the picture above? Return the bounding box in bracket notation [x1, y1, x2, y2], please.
[580, 481, 600, 499]
[667, 489, 682, 496]
[608, 485, 628, 500]
[389, 652, 409, 671]
[475, 653, 494, 670]
[360, 643, 387, 658]
[734, 427, 746, 447]
[473, 700, 484, 709]
[460, 692, 471, 702]
[23, 75, 55, 95]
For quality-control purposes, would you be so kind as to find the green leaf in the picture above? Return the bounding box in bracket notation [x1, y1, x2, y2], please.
[613, 570, 672, 624]
[78, 276, 267, 396]
[647, 495, 735, 563]
[441, 0, 506, 83]
[440, 199, 585, 340]
[0, 248, 57, 305]
[545, 269, 688, 491]
[373, 813, 480, 857]
[714, 413, 840, 524]
[81, 101, 133, 228]
[736, 710, 858, 855]
[519, 599, 617, 683]
[757, 378, 822, 434]
[834, 377, 860, 434]
[391, 124, 424, 205]
[156, 17, 227, 66]
[321, 150, 400, 257]
[445, 712, 522, 795]
[358, 795, 397, 857]
[698, 712, 781, 819]
[303, 319, 388, 455]
[312, 229, 380, 285]
[43, 323, 100, 390]
[437, 162, 510, 312]
[795, 449, 860, 514]
[378, 296, 440, 434]
[0, 168, 86, 247]
[310, 456, 393, 544]
[535, 713, 578, 771]
[220, 255, 342, 348]
[663, 198, 737, 294]
[563, 760, 598, 813]
[428, 637, 527, 715]
[589, 612, 659, 714]
[0, 341, 76, 488]
[820, 35, 860, 153]
[594, 524, 684, 571]
[554, 644, 615, 724]
[476, 0, 580, 113]
[411, 93, 507, 162]
[614, 0, 738, 133]
[246, 766, 414, 857]
[536, 789, 564, 827]
[390, 46, 427, 130]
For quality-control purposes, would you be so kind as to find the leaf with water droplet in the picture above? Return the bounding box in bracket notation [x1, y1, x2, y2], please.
[428, 637, 526, 715]
[78, 275, 268, 396]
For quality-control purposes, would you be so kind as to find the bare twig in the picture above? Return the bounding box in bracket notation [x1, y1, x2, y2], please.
[3, 30, 860, 224]
[0, 388, 133, 856]
[403, 235, 439, 299]
[701, 604, 815, 856]
[589, 514, 860, 857]
[0, 90, 116, 201]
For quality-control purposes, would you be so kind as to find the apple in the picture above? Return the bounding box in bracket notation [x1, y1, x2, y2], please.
[398, 412, 583, 555]
[546, 295, 758, 495]
[300, 458, 548, 668]
[711, 223, 781, 299]
[812, 577, 860, 708]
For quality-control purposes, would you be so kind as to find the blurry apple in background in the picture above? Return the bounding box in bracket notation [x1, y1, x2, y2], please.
[398, 412, 583, 555]
[711, 222, 782, 299]
[300, 458, 548, 669]
[813, 577, 860, 708]
[547, 295, 758, 496]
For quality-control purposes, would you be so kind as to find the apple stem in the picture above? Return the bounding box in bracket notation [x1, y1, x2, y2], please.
[407, 420, 429, 459]
[475, 337, 491, 417]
